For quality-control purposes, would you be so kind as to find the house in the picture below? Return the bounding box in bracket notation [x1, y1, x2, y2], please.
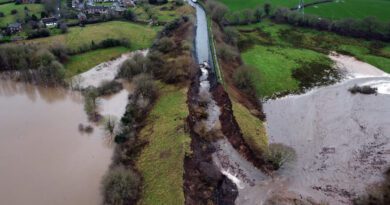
[84, 5, 109, 14]
[7, 23, 22, 34]
[41, 17, 58, 27]
[121, 0, 136, 7]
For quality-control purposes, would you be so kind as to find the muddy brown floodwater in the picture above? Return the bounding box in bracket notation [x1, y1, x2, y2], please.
[0, 80, 113, 205]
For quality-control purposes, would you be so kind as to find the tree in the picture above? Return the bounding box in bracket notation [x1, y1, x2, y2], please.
[233, 65, 256, 95]
[43, 0, 57, 14]
[254, 7, 263, 22]
[123, 10, 136, 21]
[31, 14, 38, 21]
[264, 3, 271, 16]
[11, 9, 18, 15]
[265, 143, 296, 170]
[223, 27, 239, 45]
[41, 11, 48, 18]
[102, 167, 141, 205]
[60, 23, 68, 33]
[0, 12, 4, 17]
[243, 9, 254, 24]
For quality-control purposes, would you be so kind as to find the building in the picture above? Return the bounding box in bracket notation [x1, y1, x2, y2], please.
[41, 17, 58, 27]
[84, 5, 109, 14]
[7, 23, 22, 34]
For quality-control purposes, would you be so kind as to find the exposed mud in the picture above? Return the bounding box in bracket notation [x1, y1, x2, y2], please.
[184, 70, 238, 205]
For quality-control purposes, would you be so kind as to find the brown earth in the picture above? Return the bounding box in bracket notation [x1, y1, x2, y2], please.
[184, 71, 238, 205]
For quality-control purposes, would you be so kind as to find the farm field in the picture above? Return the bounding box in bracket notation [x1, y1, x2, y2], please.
[64, 46, 130, 78]
[0, 3, 44, 27]
[217, 0, 298, 11]
[305, 0, 390, 21]
[136, 84, 190, 205]
[130, 1, 193, 23]
[236, 21, 390, 97]
[218, 0, 390, 20]
[18, 21, 159, 51]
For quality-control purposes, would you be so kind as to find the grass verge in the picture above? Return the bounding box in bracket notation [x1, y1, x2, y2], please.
[136, 83, 190, 205]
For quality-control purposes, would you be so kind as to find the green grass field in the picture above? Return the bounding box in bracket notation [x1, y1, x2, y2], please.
[136, 84, 190, 205]
[20, 21, 159, 51]
[232, 101, 267, 154]
[218, 0, 297, 11]
[0, 3, 44, 27]
[218, 0, 390, 20]
[305, 0, 390, 21]
[237, 21, 390, 97]
[131, 1, 193, 23]
[64, 46, 130, 78]
[242, 45, 327, 96]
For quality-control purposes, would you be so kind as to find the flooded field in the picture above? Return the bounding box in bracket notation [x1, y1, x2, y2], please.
[0, 81, 113, 205]
[261, 56, 390, 204]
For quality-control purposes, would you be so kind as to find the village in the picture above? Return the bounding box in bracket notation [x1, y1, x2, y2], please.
[0, 0, 143, 41]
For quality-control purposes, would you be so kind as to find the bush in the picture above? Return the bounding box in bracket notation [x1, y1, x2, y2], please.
[155, 37, 175, 52]
[10, 9, 17, 15]
[49, 43, 69, 63]
[60, 23, 68, 33]
[349, 85, 377, 95]
[223, 27, 239, 46]
[218, 44, 238, 60]
[27, 28, 50, 39]
[117, 53, 147, 79]
[84, 88, 100, 122]
[123, 10, 137, 21]
[133, 74, 158, 102]
[265, 143, 296, 170]
[97, 80, 123, 96]
[233, 65, 257, 96]
[0, 12, 4, 17]
[102, 167, 141, 205]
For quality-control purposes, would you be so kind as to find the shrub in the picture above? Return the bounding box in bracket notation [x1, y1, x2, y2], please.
[218, 44, 238, 60]
[133, 74, 158, 102]
[97, 80, 123, 96]
[233, 65, 257, 96]
[265, 143, 296, 170]
[27, 28, 50, 39]
[60, 23, 68, 33]
[223, 27, 239, 46]
[0, 12, 4, 17]
[123, 10, 137, 21]
[102, 167, 141, 205]
[348, 85, 377, 95]
[84, 88, 100, 121]
[174, 0, 184, 6]
[117, 53, 147, 79]
[10, 9, 17, 15]
[155, 37, 175, 52]
[49, 43, 69, 63]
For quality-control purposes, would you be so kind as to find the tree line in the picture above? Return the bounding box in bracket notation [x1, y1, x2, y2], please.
[204, 0, 390, 42]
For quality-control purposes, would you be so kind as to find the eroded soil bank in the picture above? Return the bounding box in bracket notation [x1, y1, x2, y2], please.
[184, 69, 238, 205]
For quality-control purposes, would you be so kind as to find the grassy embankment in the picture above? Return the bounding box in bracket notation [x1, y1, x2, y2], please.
[236, 21, 390, 97]
[232, 100, 267, 154]
[218, 0, 390, 21]
[0, 3, 43, 27]
[136, 83, 190, 205]
[35, 21, 159, 77]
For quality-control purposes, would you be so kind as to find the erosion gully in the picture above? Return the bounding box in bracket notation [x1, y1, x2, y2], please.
[184, 1, 269, 204]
